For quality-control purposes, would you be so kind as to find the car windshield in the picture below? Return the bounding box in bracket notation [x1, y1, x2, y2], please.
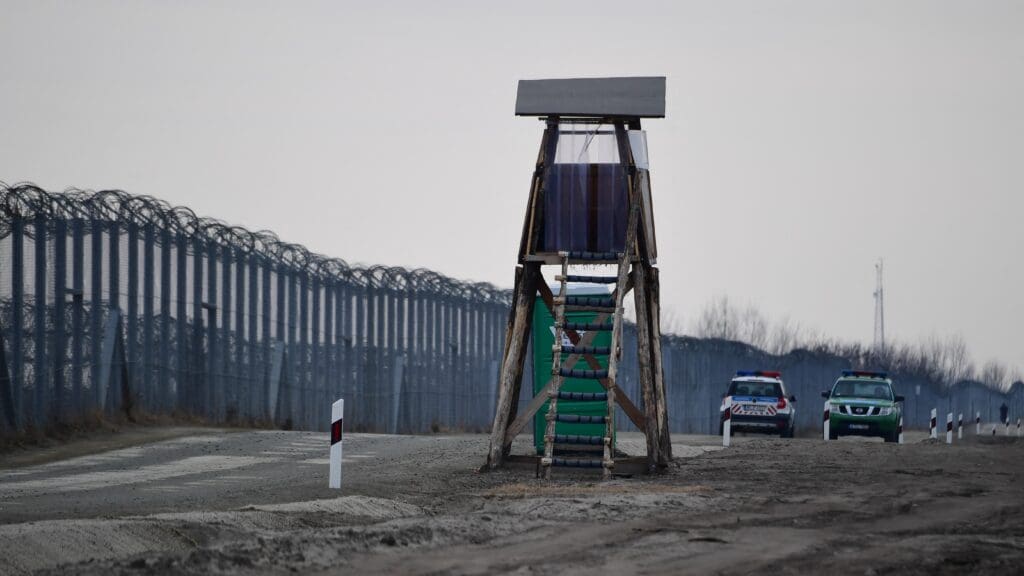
[728, 381, 781, 397]
[832, 379, 892, 400]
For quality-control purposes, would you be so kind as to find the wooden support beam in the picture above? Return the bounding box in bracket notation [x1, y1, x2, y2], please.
[647, 266, 672, 465]
[631, 263, 661, 472]
[487, 263, 540, 469]
[518, 124, 553, 261]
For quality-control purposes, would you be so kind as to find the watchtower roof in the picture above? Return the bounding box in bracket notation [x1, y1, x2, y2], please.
[515, 77, 666, 118]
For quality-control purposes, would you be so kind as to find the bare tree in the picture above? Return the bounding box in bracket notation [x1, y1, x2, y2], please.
[767, 317, 800, 356]
[686, 294, 1017, 393]
[694, 295, 739, 341]
[739, 304, 769, 350]
[1010, 366, 1023, 387]
[980, 359, 1009, 391]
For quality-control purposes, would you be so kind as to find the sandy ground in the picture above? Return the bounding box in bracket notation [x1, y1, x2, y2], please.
[0, 427, 1021, 575]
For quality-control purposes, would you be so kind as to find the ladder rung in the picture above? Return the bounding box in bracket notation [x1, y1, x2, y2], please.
[564, 296, 615, 308]
[553, 434, 606, 446]
[555, 414, 607, 424]
[565, 274, 618, 284]
[557, 391, 608, 401]
[550, 457, 607, 469]
[562, 321, 613, 331]
[559, 368, 608, 379]
[567, 251, 621, 262]
[561, 345, 611, 355]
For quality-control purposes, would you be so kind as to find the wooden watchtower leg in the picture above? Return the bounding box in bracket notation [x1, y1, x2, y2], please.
[647, 266, 672, 465]
[631, 263, 661, 472]
[487, 263, 540, 469]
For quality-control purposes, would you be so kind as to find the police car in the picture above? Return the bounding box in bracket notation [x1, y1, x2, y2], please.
[720, 371, 796, 438]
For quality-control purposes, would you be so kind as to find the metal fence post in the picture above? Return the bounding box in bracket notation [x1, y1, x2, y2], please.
[311, 274, 321, 430]
[354, 284, 365, 430]
[339, 282, 349, 411]
[323, 280, 334, 428]
[90, 218, 103, 412]
[191, 236, 204, 415]
[176, 232, 188, 412]
[275, 263, 286, 422]
[10, 216, 24, 429]
[259, 256, 270, 420]
[287, 268, 298, 427]
[207, 239, 219, 419]
[142, 222, 154, 411]
[33, 213, 48, 428]
[220, 243, 232, 420]
[126, 221, 139, 411]
[53, 217, 68, 422]
[159, 227, 171, 412]
[235, 246, 247, 421]
[299, 271, 309, 429]
[71, 218, 84, 417]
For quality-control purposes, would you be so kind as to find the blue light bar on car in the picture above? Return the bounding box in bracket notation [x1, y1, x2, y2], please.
[735, 370, 782, 378]
[841, 370, 888, 379]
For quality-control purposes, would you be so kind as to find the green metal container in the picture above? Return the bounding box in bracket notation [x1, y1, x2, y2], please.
[532, 285, 613, 454]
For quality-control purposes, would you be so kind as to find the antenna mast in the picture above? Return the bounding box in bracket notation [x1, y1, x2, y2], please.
[873, 259, 885, 353]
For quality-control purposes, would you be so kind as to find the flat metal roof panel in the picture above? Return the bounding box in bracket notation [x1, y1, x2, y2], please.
[515, 77, 666, 118]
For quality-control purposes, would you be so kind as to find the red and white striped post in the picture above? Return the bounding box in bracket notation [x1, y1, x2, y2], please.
[929, 409, 937, 439]
[823, 401, 831, 441]
[329, 398, 344, 489]
[957, 413, 963, 440]
[897, 415, 904, 444]
[975, 412, 981, 435]
[722, 401, 732, 447]
[945, 412, 953, 444]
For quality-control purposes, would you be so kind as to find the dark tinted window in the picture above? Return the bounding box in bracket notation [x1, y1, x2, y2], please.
[831, 380, 892, 400]
[728, 381, 782, 397]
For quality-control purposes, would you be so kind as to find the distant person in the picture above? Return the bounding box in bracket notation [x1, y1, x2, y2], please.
[999, 402, 1008, 425]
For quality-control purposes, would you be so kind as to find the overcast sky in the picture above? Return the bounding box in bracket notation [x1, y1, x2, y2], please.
[2, 1, 1021, 374]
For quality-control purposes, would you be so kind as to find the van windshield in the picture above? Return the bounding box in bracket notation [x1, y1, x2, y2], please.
[832, 379, 892, 400]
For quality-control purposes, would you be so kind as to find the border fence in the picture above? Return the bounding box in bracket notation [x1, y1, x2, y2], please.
[2, 184, 1020, 438]
[0, 184, 512, 435]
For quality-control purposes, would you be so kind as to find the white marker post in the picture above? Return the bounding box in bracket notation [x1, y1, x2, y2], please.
[930, 408, 937, 439]
[957, 413, 963, 440]
[329, 398, 344, 489]
[823, 401, 831, 441]
[976, 412, 981, 435]
[722, 400, 732, 447]
[897, 415, 904, 444]
[1007, 420, 1012, 436]
[946, 412, 953, 444]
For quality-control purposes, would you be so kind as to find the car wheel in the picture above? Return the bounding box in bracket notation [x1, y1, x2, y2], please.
[884, 430, 897, 443]
[828, 429, 839, 440]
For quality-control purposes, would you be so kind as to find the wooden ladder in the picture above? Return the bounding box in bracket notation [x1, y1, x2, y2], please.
[540, 247, 633, 479]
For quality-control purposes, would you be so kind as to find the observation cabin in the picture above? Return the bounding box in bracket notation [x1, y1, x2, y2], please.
[515, 76, 662, 265]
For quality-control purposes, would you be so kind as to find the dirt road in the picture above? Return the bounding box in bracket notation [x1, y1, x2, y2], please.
[1, 429, 1021, 575]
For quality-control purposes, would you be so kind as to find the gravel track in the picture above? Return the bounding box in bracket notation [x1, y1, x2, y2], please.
[1, 428, 1021, 575]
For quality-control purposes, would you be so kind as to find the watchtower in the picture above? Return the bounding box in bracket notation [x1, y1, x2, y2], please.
[486, 77, 672, 477]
